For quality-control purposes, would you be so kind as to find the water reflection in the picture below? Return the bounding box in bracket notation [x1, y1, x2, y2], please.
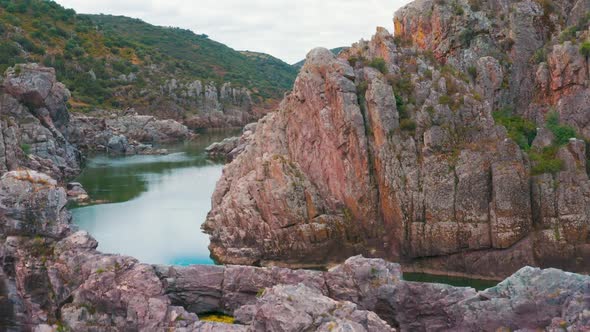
[71, 130, 240, 266]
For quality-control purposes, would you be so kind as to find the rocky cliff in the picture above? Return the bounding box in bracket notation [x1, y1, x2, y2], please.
[0, 49, 587, 332]
[159, 79, 261, 129]
[204, 0, 590, 278]
[0, 63, 80, 181]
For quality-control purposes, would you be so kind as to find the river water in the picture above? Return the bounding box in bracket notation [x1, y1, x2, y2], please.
[70, 130, 239, 266]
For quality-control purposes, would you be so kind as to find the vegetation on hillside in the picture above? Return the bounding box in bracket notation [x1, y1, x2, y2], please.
[0, 0, 297, 111]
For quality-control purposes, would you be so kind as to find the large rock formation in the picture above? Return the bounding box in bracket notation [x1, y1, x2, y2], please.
[67, 113, 191, 155]
[0, 170, 587, 331]
[0, 64, 81, 181]
[160, 79, 260, 129]
[204, 0, 590, 278]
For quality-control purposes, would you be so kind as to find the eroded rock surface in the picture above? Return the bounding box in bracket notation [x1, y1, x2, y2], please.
[0, 169, 584, 331]
[205, 123, 257, 161]
[0, 64, 81, 181]
[205, 0, 590, 278]
[68, 113, 190, 155]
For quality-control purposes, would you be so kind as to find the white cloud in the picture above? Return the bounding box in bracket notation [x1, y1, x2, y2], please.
[56, 0, 412, 63]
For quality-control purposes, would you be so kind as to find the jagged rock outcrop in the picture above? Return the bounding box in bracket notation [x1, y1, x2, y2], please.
[0, 64, 81, 181]
[205, 123, 257, 161]
[160, 79, 260, 129]
[237, 284, 394, 332]
[205, 0, 590, 278]
[67, 113, 190, 155]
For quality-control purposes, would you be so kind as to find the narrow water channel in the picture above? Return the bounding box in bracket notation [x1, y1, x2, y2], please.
[70, 130, 240, 266]
[69, 129, 499, 290]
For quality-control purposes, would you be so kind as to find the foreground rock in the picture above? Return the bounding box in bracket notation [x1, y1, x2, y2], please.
[1, 170, 587, 331]
[204, 0, 590, 278]
[236, 284, 394, 332]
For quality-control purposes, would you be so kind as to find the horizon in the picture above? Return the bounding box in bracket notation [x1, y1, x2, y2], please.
[56, 0, 412, 64]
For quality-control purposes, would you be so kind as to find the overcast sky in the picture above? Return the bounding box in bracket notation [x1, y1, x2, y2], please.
[56, 0, 412, 64]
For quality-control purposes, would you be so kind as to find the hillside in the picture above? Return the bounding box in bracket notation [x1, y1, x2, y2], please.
[0, 0, 297, 119]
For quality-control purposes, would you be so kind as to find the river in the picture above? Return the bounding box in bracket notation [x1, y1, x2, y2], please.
[70, 130, 240, 266]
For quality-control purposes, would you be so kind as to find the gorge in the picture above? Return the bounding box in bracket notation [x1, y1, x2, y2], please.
[0, 0, 589, 331]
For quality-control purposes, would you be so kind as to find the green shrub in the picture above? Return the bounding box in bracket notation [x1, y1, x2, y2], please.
[530, 146, 564, 175]
[467, 66, 477, 80]
[395, 94, 407, 119]
[20, 143, 31, 155]
[452, 1, 465, 15]
[368, 57, 388, 74]
[400, 118, 417, 132]
[493, 108, 537, 150]
[459, 28, 475, 46]
[546, 112, 577, 145]
[532, 48, 547, 64]
[439, 95, 453, 105]
[559, 26, 579, 43]
[580, 41, 590, 59]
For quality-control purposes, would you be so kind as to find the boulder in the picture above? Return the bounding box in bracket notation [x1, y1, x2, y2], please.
[238, 284, 395, 332]
[107, 134, 129, 154]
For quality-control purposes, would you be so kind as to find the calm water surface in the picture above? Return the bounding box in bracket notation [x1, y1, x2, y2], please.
[70, 130, 239, 266]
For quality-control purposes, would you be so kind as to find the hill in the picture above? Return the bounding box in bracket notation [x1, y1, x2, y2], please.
[0, 0, 297, 118]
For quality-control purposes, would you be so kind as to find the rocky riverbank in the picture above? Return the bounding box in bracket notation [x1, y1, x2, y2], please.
[204, 0, 590, 278]
[0, 169, 587, 331]
[205, 123, 257, 161]
[67, 113, 191, 156]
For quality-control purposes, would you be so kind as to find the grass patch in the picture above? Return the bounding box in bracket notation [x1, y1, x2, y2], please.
[530, 146, 564, 175]
[580, 41, 590, 59]
[492, 107, 537, 150]
[400, 118, 417, 133]
[367, 57, 388, 74]
[546, 112, 577, 145]
[20, 143, 31, 155]
[199, 313, 235, 324]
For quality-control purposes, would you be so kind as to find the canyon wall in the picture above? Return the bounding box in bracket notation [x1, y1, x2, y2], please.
[158, 79, 261, 129]
[204, 0, 590, 278]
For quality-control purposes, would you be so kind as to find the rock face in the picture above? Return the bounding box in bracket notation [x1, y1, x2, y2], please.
[205, 123, 257, 161]
[161, 80, 260, 129]
[0, 64, 81, 181]
[205, 0, 590, 278]
[237, 284, 394, 332]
